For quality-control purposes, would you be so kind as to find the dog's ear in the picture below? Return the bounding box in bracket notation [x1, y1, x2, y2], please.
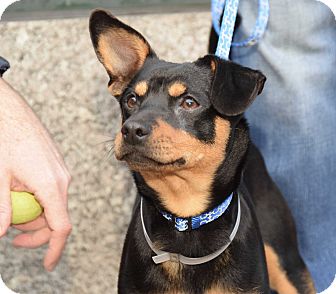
[196, 55, 266, 116]
[89, 10, 154, 97]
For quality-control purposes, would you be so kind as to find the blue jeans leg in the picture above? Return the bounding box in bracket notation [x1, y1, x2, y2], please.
[231, 0, 336, 291]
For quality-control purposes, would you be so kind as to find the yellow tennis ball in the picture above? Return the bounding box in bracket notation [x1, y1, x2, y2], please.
[11, 191, 43, 225]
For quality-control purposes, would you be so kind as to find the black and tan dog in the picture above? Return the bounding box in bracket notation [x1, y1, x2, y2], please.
[89, 10, 315, 294]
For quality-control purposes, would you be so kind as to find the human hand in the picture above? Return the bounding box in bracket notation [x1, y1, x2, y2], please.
[0, 78, 72, 271]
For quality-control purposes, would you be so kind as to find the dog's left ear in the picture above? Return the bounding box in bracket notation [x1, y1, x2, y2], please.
[89, 9, 154, 97]
[196, 55, 266, 116]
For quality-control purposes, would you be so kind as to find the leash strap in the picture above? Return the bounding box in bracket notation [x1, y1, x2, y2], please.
[212, 0, 270, 59]
[140, 194, 241, 265]
[214, 0, 240, 59]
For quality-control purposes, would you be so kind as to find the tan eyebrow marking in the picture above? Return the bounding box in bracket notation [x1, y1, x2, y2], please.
[168, 82, 187, 97]
[134, 80, 148, 96]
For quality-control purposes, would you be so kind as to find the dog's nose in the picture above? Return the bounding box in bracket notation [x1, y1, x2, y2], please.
[121, 121, 150, 145]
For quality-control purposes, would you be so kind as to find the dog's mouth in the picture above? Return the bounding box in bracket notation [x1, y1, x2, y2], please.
[120, 152, 186, 170]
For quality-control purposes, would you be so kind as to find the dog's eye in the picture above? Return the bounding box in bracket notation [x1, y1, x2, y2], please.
[126, 95, 138, 109]
[180, 96, 199, 110]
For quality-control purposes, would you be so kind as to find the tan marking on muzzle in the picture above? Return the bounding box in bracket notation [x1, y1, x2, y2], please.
[140, 118, 230, 217]
[168, 82, 187, 97]
[135, 80, 148, 96]
[114, 132, 123, 160]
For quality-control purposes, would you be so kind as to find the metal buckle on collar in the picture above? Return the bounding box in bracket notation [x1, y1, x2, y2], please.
[169, 253, 180, 263]
[152, 252, 180, 264]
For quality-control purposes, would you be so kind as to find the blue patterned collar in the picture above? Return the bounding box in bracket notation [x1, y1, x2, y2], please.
[160, 192, 234, 232]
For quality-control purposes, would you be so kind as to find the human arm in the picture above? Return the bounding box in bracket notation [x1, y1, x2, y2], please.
[0, 77, 72, 271]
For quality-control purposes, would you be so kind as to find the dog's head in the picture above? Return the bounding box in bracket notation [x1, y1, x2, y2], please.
[90, 10, 265, 214]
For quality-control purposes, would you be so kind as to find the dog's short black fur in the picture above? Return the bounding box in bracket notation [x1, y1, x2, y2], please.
[89, 10, 315, 294]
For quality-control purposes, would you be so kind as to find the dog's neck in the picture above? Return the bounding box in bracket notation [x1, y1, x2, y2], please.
[137, 168, 216, 217]
[133, 119, 250, 218]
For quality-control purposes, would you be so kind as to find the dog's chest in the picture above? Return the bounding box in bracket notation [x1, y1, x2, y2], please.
[158, 260, 255, 294]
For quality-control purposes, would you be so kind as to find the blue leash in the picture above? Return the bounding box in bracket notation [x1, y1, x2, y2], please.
[212, 0, 270, 60]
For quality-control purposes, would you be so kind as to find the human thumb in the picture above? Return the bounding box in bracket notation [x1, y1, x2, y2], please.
[0, 181, 11, 237]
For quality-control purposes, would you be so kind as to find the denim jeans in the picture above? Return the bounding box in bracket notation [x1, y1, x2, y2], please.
[231, 0, 336, 291]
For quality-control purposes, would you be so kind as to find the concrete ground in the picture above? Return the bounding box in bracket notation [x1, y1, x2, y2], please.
[0, 12, 210, 294]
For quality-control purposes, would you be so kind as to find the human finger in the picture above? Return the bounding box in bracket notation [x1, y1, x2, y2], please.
[37, 192, 72, 271]
[12, 227, 51, 248]
[12, 215, 47, 232]
[0, 178, 11, 237]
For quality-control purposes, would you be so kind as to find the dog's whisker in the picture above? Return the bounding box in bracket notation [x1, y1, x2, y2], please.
[107, 147, 115, 159]
[94, 139, 115, 147]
